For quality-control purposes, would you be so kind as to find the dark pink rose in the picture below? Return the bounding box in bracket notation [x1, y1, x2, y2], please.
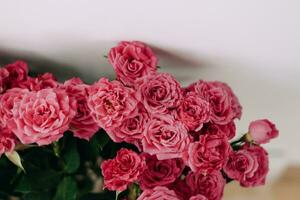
[239, 144, 269, 187]
[139, 154, 185, 190]
[223, 148, 258, 182]
[142, 115, 190, 160]
[178, 92, 210, 131]
[108, 41, 158, 86]
[106, 104, 149, 144]
[185, 134, 231, 173]
[137, 186, 180, 200]
[248, 119, 279, 144]
[186, 171, 226, 200]
[0, 88, 28, 128]
[101, 148, 146, 191]
[10, 88, 76, 145]
[169, 179, 192, 200]
[4, 61, 29, 87]
[64, 78, 99, 140]
[187, 80, 242, 125]
[0, 127, 16, 156]
[0, 67, 9, 94]
[199, 121, 236, 140]
[189, 195, 208, 200]
[87, 78, 138, 129]
[136, 73, 182, 114]
[17, 73, 59, 91]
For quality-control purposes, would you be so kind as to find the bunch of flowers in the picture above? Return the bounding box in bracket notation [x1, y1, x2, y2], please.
[0, 41, 278, 200]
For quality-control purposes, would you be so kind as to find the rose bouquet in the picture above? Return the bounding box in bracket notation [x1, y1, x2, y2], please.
[0, 41, 279, 200]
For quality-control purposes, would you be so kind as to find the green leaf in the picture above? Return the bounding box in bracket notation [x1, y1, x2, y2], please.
[0, 191, 9, 199]
[5, 151, 25, 172]
[93, 130, 110, 151]
[84, 130, 111, 160]
[23, 192, 51, 200]
[15, 169, 62, 193]
[63, 138, 80, 174]
[53, 176, 77, 200]
[0, 157, 18, 190]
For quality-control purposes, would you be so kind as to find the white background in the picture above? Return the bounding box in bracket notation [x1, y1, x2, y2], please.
[1, 0, 300, 179]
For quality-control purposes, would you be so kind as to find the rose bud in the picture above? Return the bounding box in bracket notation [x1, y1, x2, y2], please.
[248, 119, 279, 144]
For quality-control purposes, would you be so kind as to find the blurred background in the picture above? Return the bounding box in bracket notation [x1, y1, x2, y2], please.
[1, 0, 299, 199]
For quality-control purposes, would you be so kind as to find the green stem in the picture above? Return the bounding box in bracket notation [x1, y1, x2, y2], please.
[116, 191, 121, 200]
[230, 134, 246, 146]
[53, 142, 61, 157]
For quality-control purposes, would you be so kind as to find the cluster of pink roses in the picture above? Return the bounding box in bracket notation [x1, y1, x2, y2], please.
[97, 41, 279, 200]
[0, 41, 279, 200]
[0, 61, 100, 155]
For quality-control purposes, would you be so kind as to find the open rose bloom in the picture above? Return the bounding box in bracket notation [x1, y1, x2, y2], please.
[0, 41, 279, 200]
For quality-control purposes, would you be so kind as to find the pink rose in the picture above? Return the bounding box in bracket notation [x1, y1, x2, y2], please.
[248, 119, 279, 144]
[178, 92, 210, 131]
[108, 41, 158, 86]
[4, 61, 29, 88]
[186, 171, 226, 200]
[136, 73, 182, 114]
[0, 88, 28, 128]
[17, 73, 59, 91]
[10, 88, 76, 145]
[106, 104, 149, 144]
[101, 148, 146, 191]
[199, 121, 236, 140]
[169, 179, 192, 200]
[187, 80, 242, 125]
[142, 115, 190, 160]
[87, 78, 138, 129]
[233, 144, 269, 187]
[189, 195, 208, 200]
[185, 134, 231, 173]
[0, 67, 9, 93]
[137, 186, 180, 200]
[0, 127, 16, 156]
[64, 78, 99, 140]
[223, 148, 258, 183]
[139, 154, 185, 190]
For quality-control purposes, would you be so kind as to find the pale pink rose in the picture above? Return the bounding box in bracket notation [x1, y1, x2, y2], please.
[106, 104, 149, 144]
[64, 78, 99, 140]
[178, 92, 210, 131]
[0, 67, 9, 94]
[239, 144, 269, 187]
[137, 186, 180, 200]
[186, 171, 226, 200]
[87, 78, 138, 129]
[142, 115, 190, 160]
[10, 88, 76, 145]
[4, 61, 29, 88]
[136, 73, 182, 114]
[198, 121, 236, 140]
[109, 41, 158, 86]
[139, 154, 185, 190]
[223, 149, 259, 182]
[101, 148, 146, 191]
[0, 127, 16, 156]
[185, 134, 231, 173]
[189, 195, 208, 200]
[248, 119, 279, 144]
[17, 73, 59, 91]
[169, 179, 192, 200]
[187, 80, 242, 125]
[0, 88, 28, 128]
